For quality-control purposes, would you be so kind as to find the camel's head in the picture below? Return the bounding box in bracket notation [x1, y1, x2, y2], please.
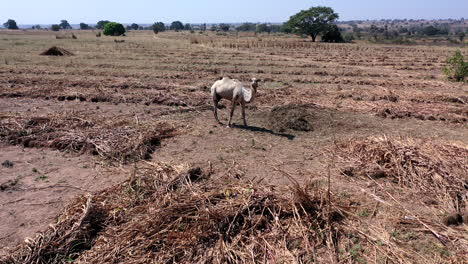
[250, 78, 261, 89]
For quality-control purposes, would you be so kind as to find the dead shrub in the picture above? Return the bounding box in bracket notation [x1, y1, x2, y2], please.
[1, 163, 345, 264]
[40, 46, 74, 56]
[269, 104, 314, 132]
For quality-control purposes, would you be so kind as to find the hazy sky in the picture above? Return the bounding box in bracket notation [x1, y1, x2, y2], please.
[2, 0, 467, 25]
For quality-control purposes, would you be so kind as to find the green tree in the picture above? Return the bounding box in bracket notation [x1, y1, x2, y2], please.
[103, 22, 126, 36]
[96, 20, 110, 29]
[3, 19, 19, 30]
[170, 21, 184, 31]
[321, 24, 344, 42]
[237, 23, 256, 32]
[51, 24, 60, 31]
[131, 23, 139, 30]
[184, 23, 192, 30]
[423, 25, 440, 36]
[79, 23, 90, 30]
[152, 22, 165, 33]
[59, 20, 72, 29]
[443, 50, 467, 82]
[286, 6, 339, 42]
[280, 23, 293, 33]
[219, 23, 230, 32]
[256, 24, 271, 33]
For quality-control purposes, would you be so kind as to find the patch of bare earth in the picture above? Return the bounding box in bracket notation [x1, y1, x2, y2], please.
[0, 145, 127, 253]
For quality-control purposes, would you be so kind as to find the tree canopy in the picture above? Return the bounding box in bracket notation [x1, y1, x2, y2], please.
[96, 20, 111, 30]
[103, 22, 126, 36]
[286, 6, 339, 42]
[237, 23, 256, 32]
[3, 19, 19, 30]
[170, 21, 184, 31]
[219, 23, 230, 32]
[59, 20, 72, 29]
[152, 22, 165, 33]
[51, 24, 60, 31]
[130, 23, 139, 30]
[79, 23, 90, 30]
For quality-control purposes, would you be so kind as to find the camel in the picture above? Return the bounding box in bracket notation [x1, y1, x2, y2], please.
[211, 77, 260, 127]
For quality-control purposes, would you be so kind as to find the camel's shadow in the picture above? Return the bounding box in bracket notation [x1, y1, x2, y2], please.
[232, 124, 295, 140]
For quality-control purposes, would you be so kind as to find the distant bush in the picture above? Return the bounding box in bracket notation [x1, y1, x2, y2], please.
[51, 24, 60, 31]
[103, 22, 125, 36]
[321, 25, 344, 43]
[152, 22, 165, 33]
[443, 50, 467, 82]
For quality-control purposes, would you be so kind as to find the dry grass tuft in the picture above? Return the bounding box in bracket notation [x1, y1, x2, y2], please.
[1, 163, 347, 264]
[0, 113, 178, 162]
[40, 46, 74, 56]
[268, 104, 314, 132]
[334, 136, 468, 212]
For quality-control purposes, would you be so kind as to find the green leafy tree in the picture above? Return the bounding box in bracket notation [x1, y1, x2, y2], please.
[59, 20, 72, 29]
[219, 23, 230, 32]
[201, 23, 207, 31]
[152, 22, 165, 33]
[280, 23, 293, 33]
[423, 25, 440, 36]
[170, 21, 184, 31]
[184, 23, 192, 30]
[131, 23, 139, 30]
[3, 19, 19, 30]
[321, 24, 344, 42]
[443, 50, 467, 82]
[256, 24, 271, 33]
[51, 24, 60, 31]
[96, 20, 110, 29]
[79, 23, 90, 30]
[286, 6, 339, 42]
[237, 23, 256, 32]
[103, 22, 126, 36]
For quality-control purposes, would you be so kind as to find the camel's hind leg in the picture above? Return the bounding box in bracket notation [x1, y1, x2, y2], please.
[227, 100, 237, 128]
[241, 102, 247, 126]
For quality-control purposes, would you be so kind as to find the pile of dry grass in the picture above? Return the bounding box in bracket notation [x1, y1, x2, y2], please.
[334, 136, 468, 213]
[0, 113, 177, 162]
[2, 161, 466, 263]
[268, 104, 314, 132]
[1, 163, 347, 264]
[40, 46, 74, 56]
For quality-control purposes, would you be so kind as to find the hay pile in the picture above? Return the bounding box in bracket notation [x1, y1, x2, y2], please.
[40, 46, 74, 56]
[334, 136, 468, 212]
[268, 104, 314, 132]
[0, 113, 177, 162]
[2, 163, 346, 264]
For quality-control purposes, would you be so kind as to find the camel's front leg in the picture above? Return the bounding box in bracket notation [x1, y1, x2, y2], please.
[227, 101, 237, 128]
[213, 98, 222, 124]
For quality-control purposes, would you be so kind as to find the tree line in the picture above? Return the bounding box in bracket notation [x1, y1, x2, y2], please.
[4, 7, 466, 43]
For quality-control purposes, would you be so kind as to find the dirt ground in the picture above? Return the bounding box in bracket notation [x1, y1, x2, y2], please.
[0, 30, 466, 262]
[0, 144, 127, 253]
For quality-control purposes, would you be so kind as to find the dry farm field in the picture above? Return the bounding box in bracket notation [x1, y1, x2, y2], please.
[0, 30, 467, 263]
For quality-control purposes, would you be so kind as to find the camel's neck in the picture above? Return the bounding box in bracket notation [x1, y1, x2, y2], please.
[245, 84, 257, 103]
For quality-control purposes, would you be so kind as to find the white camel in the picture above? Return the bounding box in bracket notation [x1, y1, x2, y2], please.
[211, 77, 260, 127]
